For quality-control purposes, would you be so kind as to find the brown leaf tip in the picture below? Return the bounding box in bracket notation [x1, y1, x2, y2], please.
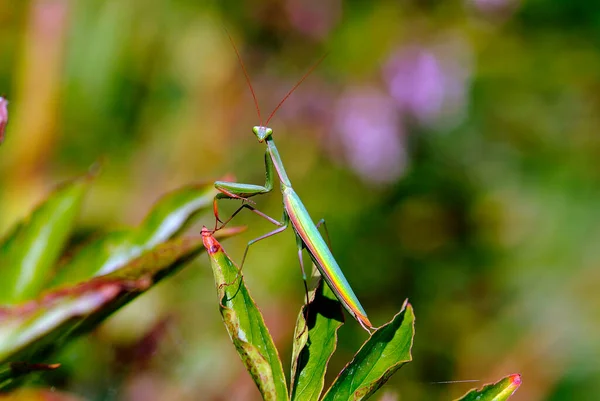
[10, 361, 61, 374]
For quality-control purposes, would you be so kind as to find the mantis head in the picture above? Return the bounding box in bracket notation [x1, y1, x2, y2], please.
[252, 126, 273, 142]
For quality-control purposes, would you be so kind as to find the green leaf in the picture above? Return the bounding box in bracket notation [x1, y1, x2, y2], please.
[50, 183, 218, 287]
[203, 229, 288, 401]
[455, 374, 522, 401]
[322, 301, 415, 401]
[290, 277, 344, 401]
[0, 232, 238, 388]
[0, 174, 93, 304]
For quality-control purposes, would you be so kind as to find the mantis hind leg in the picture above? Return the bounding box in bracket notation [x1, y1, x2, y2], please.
[316, 218, 375, 333]
[295, 234, 310, 304]
[315, 218, 333, 251]
[222, 209, 289, 289]
[297, 218, 335, 324]
[240, 214, 288, 270]
[294, 237, 313, 331]
[295, 218, 333, 305]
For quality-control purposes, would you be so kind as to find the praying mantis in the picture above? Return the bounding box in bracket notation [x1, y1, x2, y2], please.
[212, 34, 373, 332]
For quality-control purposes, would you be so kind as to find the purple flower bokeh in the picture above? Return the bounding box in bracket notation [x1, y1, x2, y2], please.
[332, 35, 473, 185]
[333, 87, 406, 185]
[383, 36, 473, 129]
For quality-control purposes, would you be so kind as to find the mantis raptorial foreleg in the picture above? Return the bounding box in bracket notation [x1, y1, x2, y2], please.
[213, 148, 276, 229]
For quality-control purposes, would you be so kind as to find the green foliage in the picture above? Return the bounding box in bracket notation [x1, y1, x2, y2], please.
[2, 1, 597, 397]
[203, 231, 520, 401]
[455, 374, 522, 401]
[0, 171, 521, 400]
[320, 302, 414, 401]
[50, 183, 218, 286]
[290, 278, 344, 401]
[204, 229, 288, 401]
[0, 176, 240, 390]
[0, 175, 92, 303]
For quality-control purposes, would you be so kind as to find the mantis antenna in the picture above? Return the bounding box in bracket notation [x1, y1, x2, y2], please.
[224, 28, 328, 127]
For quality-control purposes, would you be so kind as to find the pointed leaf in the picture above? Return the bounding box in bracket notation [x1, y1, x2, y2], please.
[202, 229, 288, 401]
[322, 302, 415, 401]
[0, 175, 93, 304]
[455, 374, 521, 401]
[0, 230, 241, 388]
[290, 278, 344, 401]
[137, 183, 218, 244]
[50, 183, 218, 287]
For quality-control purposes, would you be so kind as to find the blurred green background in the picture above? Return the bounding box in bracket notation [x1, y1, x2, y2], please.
[1, 0, 599, 400]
